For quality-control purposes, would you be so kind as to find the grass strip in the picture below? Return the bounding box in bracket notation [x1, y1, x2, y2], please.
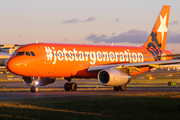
[0, 92, 180, 120]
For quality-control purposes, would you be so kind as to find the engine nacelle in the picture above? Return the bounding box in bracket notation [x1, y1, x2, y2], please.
[98, 69, 131, 86]
[22, 76, 55, 86]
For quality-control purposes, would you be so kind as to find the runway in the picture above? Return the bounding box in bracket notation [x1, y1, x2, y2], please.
[0, 72, 180, 100]
[0, 87, 180, 100]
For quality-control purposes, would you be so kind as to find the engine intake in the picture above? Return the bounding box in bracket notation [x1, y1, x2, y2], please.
[22, 76, 55, 86]
[98, 69, 131, 86]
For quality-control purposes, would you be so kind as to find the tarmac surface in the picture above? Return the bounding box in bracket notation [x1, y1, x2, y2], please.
[0, 88, 180, 100]
[0, 72, 180, 100]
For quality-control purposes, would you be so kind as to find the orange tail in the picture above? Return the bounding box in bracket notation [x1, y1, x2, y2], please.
[142, 5, 170, 50]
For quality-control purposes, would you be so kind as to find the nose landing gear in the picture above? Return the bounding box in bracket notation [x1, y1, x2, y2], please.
[31, 86, 39, 93]
[30, 77, 40, 93]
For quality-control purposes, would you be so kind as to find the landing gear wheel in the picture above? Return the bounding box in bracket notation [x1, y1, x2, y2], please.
[64, 82, 71, 91]
[31, 86, 38, 93]
[113, 86, 120, 91]
[70, 82, 77, 91]
[120, 84, 127, 91]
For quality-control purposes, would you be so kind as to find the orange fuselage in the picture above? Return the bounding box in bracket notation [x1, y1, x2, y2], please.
[7, 43, 173, 78]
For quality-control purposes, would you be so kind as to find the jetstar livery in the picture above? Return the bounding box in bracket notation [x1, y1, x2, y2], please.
[6, 5, 180, 92]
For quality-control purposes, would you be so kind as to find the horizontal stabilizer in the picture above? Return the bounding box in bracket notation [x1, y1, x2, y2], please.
[161, 53, 180, 57]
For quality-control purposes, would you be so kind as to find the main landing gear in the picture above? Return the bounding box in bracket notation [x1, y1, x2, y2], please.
[113, 84, 127, 91]
[64, 78, 77, 91]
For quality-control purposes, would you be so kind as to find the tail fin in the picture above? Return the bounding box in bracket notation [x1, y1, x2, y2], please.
[142, 5, 170, 50]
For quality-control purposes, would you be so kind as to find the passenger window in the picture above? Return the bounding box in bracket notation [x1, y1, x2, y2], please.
[30, 52, 35, 56]
[16, 51, 25, 56]
[25, 51, 31, 56]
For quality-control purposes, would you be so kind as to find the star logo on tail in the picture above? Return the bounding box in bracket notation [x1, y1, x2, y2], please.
[157, 13, 168, 43]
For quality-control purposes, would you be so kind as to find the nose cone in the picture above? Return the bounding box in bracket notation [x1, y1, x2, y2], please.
[6, 57, 19, 74]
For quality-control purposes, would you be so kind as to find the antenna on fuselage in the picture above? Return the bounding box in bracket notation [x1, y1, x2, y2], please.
[111, 42, 113, 46]
[36, 39, 38, 44]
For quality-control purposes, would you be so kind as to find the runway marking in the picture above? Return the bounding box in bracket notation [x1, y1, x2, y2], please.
[7, 75, 13, 78]
[0, 104, 110, 117]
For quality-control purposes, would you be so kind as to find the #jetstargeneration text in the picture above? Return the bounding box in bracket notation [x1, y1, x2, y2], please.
[43, 46, 144, 65]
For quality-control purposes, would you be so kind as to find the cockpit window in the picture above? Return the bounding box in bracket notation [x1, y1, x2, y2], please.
[12, 50, 17, 57]
[30, 51, 35, 56]
[25, 51, 31, 56]
[16, 51, 25, 56]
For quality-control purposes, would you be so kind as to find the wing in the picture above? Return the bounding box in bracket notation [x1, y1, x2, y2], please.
[88, 59, 180, 73]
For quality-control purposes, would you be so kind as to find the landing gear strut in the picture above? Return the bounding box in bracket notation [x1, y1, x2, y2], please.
[30, 77, 40, 93]
[64, 78, 77, 91]
[113, 84, 127, 91]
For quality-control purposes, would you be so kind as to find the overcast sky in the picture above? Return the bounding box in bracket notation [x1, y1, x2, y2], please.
[1, 0, 180, 52]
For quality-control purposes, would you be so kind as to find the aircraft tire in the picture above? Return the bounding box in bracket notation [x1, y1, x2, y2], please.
[64, 82, 71, 91]
[70, 82, 77, 91]
[113, 86, 120, 91]
[119, 84, 127, 91]
[31, 86, 38, 93]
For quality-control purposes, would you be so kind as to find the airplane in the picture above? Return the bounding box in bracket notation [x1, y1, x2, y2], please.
[0, 52, 11, 74]
[6, 5, 180, 93]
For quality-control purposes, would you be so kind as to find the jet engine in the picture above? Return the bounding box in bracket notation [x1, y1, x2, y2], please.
[98, 69, 131, 86]
[22, 76, 55, 86]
